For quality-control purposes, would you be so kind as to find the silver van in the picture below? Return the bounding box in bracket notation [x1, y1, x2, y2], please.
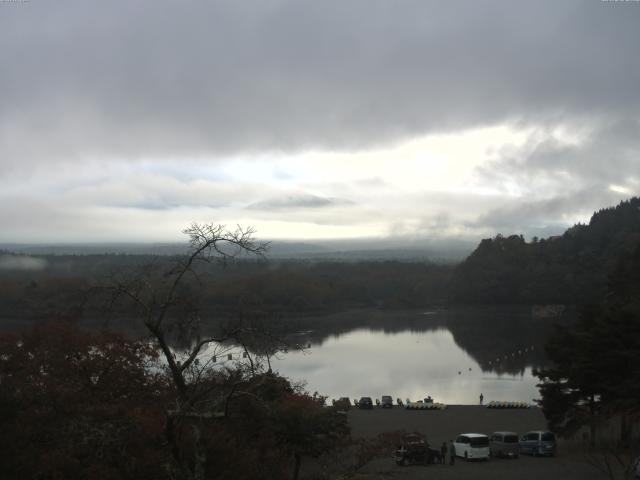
[519, 430, 556, 456]
[489, 431, 519, 458]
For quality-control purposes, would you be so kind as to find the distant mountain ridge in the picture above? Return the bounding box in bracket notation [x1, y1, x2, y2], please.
[451, 197, 640, 305]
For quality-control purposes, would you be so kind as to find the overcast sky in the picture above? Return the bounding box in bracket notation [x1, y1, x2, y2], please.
[1, 0, 639, 243]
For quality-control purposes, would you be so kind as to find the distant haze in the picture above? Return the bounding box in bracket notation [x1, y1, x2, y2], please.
[1, 1, 639, 243]
[0, 237, 475, 263]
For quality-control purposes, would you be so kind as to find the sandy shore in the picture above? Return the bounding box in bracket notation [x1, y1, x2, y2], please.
[348, 404, 547, 443]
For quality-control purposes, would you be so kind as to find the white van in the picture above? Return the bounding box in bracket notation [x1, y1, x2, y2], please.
[454, 433, 490, 461]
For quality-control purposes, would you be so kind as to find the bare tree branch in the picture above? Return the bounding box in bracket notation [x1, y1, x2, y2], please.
[107, 223, 271, 480]
[178, 331, 239, 374]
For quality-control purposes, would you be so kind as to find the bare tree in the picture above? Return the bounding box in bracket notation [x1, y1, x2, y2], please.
[110, 223, 270, 480]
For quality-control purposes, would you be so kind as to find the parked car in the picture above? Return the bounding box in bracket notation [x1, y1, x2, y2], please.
[333, 397, 351, 410]
[395, 433, 439, 465]
[454, 433, 490, 461]
[381, 395, 393, 408]
[519, 431, 556, 456]
[489, 431, 519, 458]
[358, 396, 373, 409]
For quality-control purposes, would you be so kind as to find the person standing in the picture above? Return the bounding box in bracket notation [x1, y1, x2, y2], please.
[449, 440, 456, 465]
[440, 441, 448, 465]
[479, 393, 484, 405]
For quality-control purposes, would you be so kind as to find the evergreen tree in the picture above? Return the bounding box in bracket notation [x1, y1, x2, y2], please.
[535, 244, 640, 446]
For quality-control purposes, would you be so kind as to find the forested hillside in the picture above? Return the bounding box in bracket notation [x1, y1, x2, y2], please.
[0, 255, 452, 331]
[2, 198, 639, 329]
[451, 197, 640, 305]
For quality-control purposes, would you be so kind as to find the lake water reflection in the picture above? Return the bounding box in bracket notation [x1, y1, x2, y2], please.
[271, 308, 559, 405]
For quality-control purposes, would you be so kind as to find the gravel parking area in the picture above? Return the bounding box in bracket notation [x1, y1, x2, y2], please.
[356, 454, 607, 480]
[346, 406, 609, 480]
[348, 405, 547, 442]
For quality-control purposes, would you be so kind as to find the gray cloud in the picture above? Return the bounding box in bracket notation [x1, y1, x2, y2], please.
[1, 1, 639, 169]
[478, 119, 640, 190]
[468, 115, 640, 236]
[248, 194, 354, 210]
[471, 188, 631, 238]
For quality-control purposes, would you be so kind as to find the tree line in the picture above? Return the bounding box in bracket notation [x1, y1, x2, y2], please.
[451, 197, 640, 305]
[0, 256, 453, 333]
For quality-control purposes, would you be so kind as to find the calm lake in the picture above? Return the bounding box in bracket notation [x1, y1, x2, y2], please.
[268, 308, 561, 405]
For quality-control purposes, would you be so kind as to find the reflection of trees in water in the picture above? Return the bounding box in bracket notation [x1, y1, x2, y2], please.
[277, 307, 571, 376]
[83, 306, 570, 377]
[444, 308, 555, 376]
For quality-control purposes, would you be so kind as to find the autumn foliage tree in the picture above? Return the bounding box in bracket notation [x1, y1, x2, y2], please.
[0, 322, 168, 480]
[271, 393, 350, 480]
[0, 322, 350, 480]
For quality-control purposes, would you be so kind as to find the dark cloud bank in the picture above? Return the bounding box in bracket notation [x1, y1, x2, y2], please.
[1, 0, 639, 241]
[2, 0, 639, 164]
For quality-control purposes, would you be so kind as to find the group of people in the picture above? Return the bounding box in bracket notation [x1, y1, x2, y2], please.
[439, 441, 457, 465]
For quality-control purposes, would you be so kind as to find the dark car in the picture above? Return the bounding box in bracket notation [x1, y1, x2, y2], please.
[519, 431, 556, 456]
[395, 433, 438, 465]
[358, 396, 373, 409]
[381, 395, 393, 408]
